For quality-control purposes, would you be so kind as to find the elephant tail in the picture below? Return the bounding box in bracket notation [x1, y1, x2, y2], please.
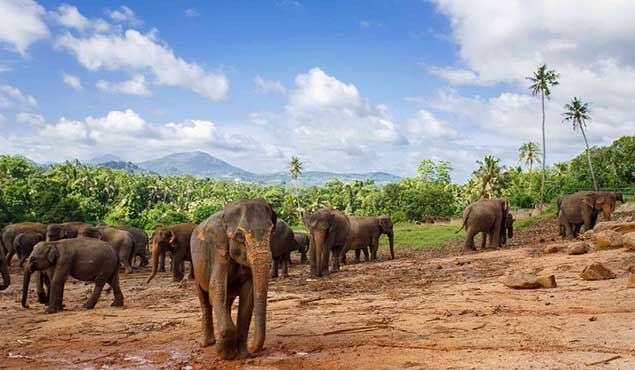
[456, 207, 470, 233]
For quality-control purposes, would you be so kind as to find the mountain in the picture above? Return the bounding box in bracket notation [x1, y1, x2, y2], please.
[87, 154, 122, 165]
[137, 151, 256, 180]
[97, 161, 158, 175]
[257, 171, 401, 186]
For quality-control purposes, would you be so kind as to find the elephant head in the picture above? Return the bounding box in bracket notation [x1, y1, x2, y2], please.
[46, 224, 65, 241]
[146, 227, 175, 283]
[22, 242, 56, 308]
[378, 215, 395, 259]
[79, 227, 102, 239]
[0, 246, 9, 291]
[304, 209, 334, 277]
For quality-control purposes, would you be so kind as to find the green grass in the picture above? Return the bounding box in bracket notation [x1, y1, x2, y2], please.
[515, 212, 555, 228]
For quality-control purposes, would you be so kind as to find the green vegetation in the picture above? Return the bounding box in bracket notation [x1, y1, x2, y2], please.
[380, 223, 465, 251]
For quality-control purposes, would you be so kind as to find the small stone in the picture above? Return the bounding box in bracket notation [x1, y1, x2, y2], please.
[580, 262, 616, 280]
[535, 275, 557, 288]
[543, 245, 559, 254]
[593, 230, 623, 248]
[623, 232, 635, 251]
[627, 273, 635, 288]
[567, 242, 590, 255]
[503, 272, 557, 289]
[589, 316, 598, 322]
[583, 230, 594, 240]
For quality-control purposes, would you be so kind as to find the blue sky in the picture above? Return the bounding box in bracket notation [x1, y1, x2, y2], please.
[1, 0, 634, 182]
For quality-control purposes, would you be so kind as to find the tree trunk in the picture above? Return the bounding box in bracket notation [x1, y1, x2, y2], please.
[540, 91, 546, 215]
[580, 124, 598, 191]
[528, 163, 533, 194]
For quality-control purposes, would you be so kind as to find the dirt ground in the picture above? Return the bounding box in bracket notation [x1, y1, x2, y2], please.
[2, 218, 635, 370]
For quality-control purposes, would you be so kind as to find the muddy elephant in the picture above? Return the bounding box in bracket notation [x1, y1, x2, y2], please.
[293, 232, 309, 264]
[147, 223, 196, 283]
[459, 199, 508, 250]
[270, 220, 303, 278]
[80, 226, 136, 273]
[2, 222, 47, 265]
[14, 231, 44, 267]
[303, 208, 351, 277]
[342, 215, 394, 264]
[191, 199, 277, 359]
[559, 192, 611, 238]
[46, 222, 91, 241]
[21, 239, 124, 313]
[0, 245, 9, 290]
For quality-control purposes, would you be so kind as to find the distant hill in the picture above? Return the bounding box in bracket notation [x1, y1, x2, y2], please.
[257, 171, 401, 186]
[97, 161, 158, 175]
[87, 154, 122, 165]
[137, 151, 256, 180]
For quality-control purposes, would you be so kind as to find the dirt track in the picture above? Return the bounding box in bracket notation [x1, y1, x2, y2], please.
[2, 219, 635, 370]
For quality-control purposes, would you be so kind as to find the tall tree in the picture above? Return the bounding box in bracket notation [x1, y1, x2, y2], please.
[563, 97, 597, 191]
[527, 64, 559, 213]
[518, 141, 541, 194]
[473, 155, 503, 199]
[289, 156, 304, 218]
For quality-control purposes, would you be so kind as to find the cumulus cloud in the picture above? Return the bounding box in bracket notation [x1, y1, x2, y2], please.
[0, 0, 49, 55]
[96, 74, 151, 96]
[0, 84, 37, 110]
[16, 112, 44, 125]
[51, 4, 110, 33]
[106, 6, 141, 25]
[62, 73, 82, 91]
[56, 29, 229, 101]
[184, 8, 200, 17]
[408, 110, 457, 138]
[254, 76, 286, 94]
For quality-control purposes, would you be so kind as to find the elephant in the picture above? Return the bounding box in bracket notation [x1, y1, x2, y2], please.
[341, 215, 395, 264]
[21, 238, 124, 313]
[103, 225, 149, 267]
[458, 199, 508, 250]
[190, 199, 277, 360]
[46, 222, 91, 241]
[0, 245, 9, 290]
[79, 226, 136, 273]
[559, 191, 611, 238]
[2, 222, 47, 265]
[147, 223, 196, 283]
[500, 213, 514, 246]
[270, 220, 303, 278]
[14, 231, 43, 267]
[303, 208, 351, 277]
[293, 232, 309, 264]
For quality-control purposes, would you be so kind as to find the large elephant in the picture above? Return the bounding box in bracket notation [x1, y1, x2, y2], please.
[341, 215, 394, 264]
[106, 225, 149, 267]
[46, 222, 91, 241]
[559, 192, 611, 238]
[2, 222, 47, 265]
[303, 208, 351, 277]
[14, 231, 44, 267]
[293, 232, 309, 264]
[80, 226, 136, 273]
[459, 199, 508, 250]
[0, 245, 9, 290]
[191, 199, 277, 360]
[270, 220, 303, 278]
[21, 239, 124, 313]
[147, 223, 196, 283]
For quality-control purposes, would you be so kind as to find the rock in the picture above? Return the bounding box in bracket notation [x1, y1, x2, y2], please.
[627, 273, 635, 289]
[583, 230, 594, 240]
[593, 229, 623, 248]
[503, 272, 557, 289]
[592, 221, 635, 235]
[592, 221, 615, 233]
[623, 232, 635, 251]
[567, 242, 590, 255]
[543, 245, 559, 254]
[580, 262, 616, 280]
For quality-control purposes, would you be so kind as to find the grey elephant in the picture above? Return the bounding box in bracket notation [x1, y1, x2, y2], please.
[559, 191, 611, 238]
[14, 231, 43, 267]
[270, 220, 303, 278]
[341, 215, 394, 264]
[46, 222, 91, 241]
[303, 208, 351, 277]
[0, 245, 9, 290]
[458, 199, 508, 250]
[191, 199, 277, 360]
[80, 226, 136, 273]
[147, 223, 196, 283]
[98, 224, 149, 267]
[21, 238, 124, 313]
[499, 213, 514, 246]
[2, 222, 47, 265]
[293, 232, 309, 264]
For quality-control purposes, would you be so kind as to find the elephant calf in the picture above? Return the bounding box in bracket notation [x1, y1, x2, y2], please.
[459, 199, 508, 250]
[22, 239, 124, 313]
[293, 232, 309, 264]
[14, 231, 43, 267]
[342, 215, 394, 264]
[270, 220, 304, 278]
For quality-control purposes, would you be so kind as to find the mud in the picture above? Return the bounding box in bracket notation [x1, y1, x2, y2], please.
[2, 219, 635, 369]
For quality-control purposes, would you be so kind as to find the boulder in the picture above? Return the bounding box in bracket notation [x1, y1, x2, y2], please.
[623, 232, 635, 251]
[503, 272, 557, 289]
[593, 230, 623, 248]
[580, 262, 616, 281]
[543, 245, 560, 254]
[583, 230, 594, 240]
[567, 242, 590, 255]
[627, 273, 635, 289]
[592, 221, 635, 235]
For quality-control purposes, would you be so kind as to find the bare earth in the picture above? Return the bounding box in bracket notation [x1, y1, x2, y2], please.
[2, 219, 635, 370]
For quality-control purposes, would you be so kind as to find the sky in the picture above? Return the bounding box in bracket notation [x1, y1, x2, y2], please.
[0, 0, 634, 183]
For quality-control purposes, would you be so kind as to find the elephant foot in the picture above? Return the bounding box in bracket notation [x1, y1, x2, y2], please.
[44, 306, 60, 314]
[37, 293, 49, 304]
[111, 299, 124, 307]
[200, 335, 216, 347]
[83, 302, 96, 310]
[282, 272, 289, 278]
[238, 347, 252, 359]
[158, 267, 166, 272]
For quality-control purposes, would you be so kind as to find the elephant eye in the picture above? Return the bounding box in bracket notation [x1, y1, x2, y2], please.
[233, 230, 246, 243]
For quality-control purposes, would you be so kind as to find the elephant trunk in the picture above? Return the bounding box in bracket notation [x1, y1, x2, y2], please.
[313, 231, 327, 277]
[388, 231, 395, 259]
[248, 249, 272, 354]
[146, 241, 162, 283]
[0, 253, 10, 291]
[21, 268, 32, 308]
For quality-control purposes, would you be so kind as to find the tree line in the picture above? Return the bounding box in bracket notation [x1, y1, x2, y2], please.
[0, 135, 632, 230]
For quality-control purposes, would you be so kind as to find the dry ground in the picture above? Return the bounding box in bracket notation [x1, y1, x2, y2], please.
[2, 218, 635, 370]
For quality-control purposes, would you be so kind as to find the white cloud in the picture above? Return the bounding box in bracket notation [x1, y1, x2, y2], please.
[184, 8, 200, 17]
[56, 29, 229, 101]
[288, 67, 363, 113]
[254, 76, 286, 94]
[62, 73, 82, 91]
[106, 6, 141, 25]
[96, 74, 151, 96]
[16, 112, 44, 125]
[0, 84, 37, 110]
[0, 0, 49, 55]
[427, 66, 490, 86]
[51, 4, 110, 33]
[408, 110, 457, 138]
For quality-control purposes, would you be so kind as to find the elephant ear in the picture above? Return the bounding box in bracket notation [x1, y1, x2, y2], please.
[168, 230, 176, 245]
[208, 211, 229, 259]
[269, 203, 278, 231]
[46, 244, 58, 264]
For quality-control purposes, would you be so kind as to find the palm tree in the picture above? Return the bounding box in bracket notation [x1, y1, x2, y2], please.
[289, 156, 303, 218]
[563, 97, 597, 191]
[527, 64, 559, 213]
[473, 155, 503, 199]
[518, 141, 541, 194]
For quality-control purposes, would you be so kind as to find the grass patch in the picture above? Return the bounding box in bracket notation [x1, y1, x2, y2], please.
[515, 212, 555, 228]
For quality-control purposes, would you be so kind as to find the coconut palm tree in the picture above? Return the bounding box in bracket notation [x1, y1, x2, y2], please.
[289, 156, 303, 218]
[563, 97, 597, 191]
[473, 155, 503, 199]
[527, 64, 559, 213]
[518, 141, 541, 194]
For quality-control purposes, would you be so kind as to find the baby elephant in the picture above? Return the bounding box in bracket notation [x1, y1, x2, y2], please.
[14, 231, 43, 267]
[22, 238, 124, 314]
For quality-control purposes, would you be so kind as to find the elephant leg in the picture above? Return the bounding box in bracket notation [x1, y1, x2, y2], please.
[196, 284, 215, 347]
[188, 262, 195, 279]
[139, 253, 149, 268]
[236, 281, 254, 359]
[212, 264, 237, 359]
[271, 257, 279, 279]
[46, 270, 68, 314]
[480, 232, 487, 250]
[6, 249, 14, 266]
[362, 247, 370, 262]
[282, 255, 289, 278]
[354, 249, 361, 263]
[83, 279, 106, 309]
[119, 249, 133, 274]
[173, 256, 185, 281]
[340, 250, 347, 265]
[370, 238, 379, 261]
[37, 272, 49, 304]
[330, 246, 342, 273]
[158, 251, 166, 272]
[464, 228, 477, 250]
[109, 272, 124, 307]
[487, 229, 497, 249]
[300, 249, 307, 264]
